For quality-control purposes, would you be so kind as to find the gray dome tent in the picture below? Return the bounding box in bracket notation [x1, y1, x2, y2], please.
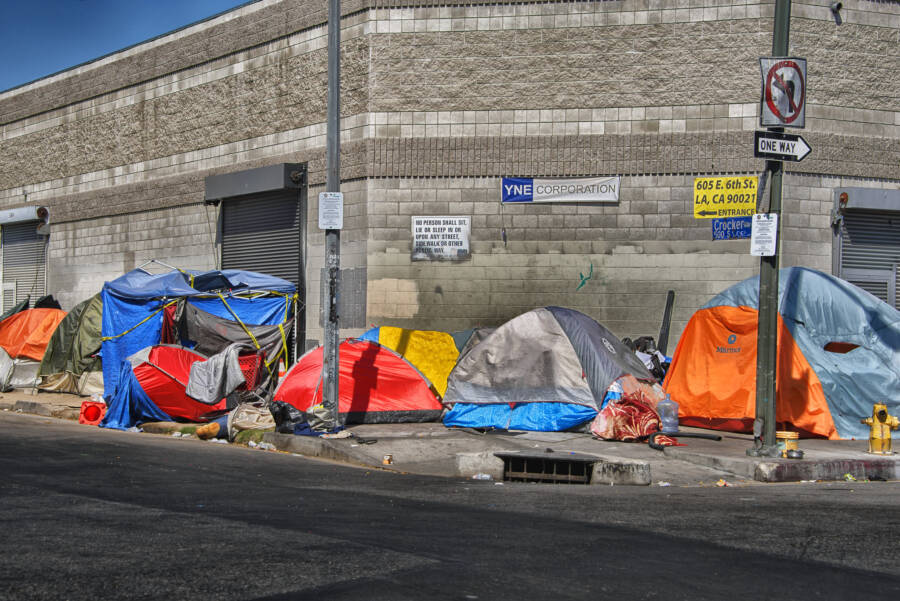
[443, 306, 655, 431]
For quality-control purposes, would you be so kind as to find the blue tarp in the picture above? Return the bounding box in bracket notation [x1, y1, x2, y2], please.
[101, 268, 296, 397]
[188, 296, 291, 327]
[99, 361, 170, 430]
[444, 402, 597, 431]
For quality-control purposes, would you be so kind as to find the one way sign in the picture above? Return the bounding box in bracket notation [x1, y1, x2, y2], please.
[754, 130, 811, 162]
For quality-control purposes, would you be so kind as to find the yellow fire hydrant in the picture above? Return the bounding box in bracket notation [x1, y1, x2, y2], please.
[860, 403, 899, 455]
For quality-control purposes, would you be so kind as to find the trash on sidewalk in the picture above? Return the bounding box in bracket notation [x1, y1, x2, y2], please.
[657, 481, 672, 487]
[715, 479, 731, 487]
[227, 401, 275, 442]
[472, 473, 492, 480]
[843, 473, 857, 482]
[248, 440, 275, 451]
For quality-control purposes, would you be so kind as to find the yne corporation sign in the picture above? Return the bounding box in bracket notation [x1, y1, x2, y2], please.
[501, 176, 620, 203]
[759, 57, 806, 128]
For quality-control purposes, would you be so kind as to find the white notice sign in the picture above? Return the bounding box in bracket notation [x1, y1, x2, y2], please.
[318, 192, 344, 230]
[750, 213, 778, 256]
[412, 216, 470, 261]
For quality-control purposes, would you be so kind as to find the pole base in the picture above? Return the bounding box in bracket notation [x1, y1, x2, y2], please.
[746, 444, 780, 458]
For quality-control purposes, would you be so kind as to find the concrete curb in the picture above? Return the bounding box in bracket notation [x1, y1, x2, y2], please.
[3, 400, 80, 421]
[263, 432, 381, 468]
[665, 447, 900, 483]
[663, 447, 758, 480]
[754, 458, 899, 482]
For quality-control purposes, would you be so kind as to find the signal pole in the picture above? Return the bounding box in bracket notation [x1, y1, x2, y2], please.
[749, 0, 791, 457]
[322, 0, 341, 430]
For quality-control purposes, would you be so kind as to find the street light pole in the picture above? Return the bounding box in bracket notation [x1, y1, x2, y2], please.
[322, 0, 341, 430]
[749, 0, 791, 457]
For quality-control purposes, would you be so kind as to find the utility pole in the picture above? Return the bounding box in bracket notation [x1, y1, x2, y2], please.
[749, 0, 792, 457]
[322, 0, 342, 430]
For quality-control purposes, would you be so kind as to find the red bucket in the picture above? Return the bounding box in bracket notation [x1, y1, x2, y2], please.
[79, 400, 106, 426]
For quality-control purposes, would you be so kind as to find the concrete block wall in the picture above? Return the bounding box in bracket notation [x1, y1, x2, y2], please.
[47, 204, 219, 309]
[365, 175, 762, 344]
[0, 0, 896, 345]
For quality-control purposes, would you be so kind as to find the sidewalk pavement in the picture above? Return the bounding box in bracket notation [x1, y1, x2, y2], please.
[3, 389, 898, 487]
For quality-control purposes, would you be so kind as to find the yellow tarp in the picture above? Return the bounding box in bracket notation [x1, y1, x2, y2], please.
[376, 327, 459, 398]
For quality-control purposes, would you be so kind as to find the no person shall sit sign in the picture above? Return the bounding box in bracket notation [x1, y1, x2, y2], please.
[759, 57, 806, 128]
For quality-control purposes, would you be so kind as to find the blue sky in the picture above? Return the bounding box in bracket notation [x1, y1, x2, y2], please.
[1, 0, 254, 92]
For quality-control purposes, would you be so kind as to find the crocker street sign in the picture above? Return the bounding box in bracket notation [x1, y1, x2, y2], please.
[759, 57, 806, 128]
[712, 217, 752, 240]
[693, 176, 758, 219]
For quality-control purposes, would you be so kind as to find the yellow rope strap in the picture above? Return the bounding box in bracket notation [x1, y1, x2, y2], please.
[100, 300, 178, 341]
[216, 293, 260, 349]
[270, 323, 288, 369]
[176, 268, 195, 288]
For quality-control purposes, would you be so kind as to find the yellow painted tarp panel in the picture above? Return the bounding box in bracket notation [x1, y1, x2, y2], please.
[377, 327, 459, 398]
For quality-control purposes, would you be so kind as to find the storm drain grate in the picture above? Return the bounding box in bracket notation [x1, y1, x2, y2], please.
[494, 451, 596, 485]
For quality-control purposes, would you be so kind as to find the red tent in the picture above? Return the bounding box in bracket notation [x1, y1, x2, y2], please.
[129, 345, 226, 421]
[274, 339, 443, 423]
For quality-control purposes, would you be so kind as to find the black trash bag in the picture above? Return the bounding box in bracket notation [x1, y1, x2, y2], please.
[33, 295, 62, 310]
[621, 337, 636, 352]
[633, 336, 658, 354]
[268, 400, 309, 434]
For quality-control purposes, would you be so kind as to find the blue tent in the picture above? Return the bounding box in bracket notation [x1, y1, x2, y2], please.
[101, 268, 295, 397]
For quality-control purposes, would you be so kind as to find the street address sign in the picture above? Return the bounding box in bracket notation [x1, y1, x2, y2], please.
[754, 130, 811, 162]
[693, 176, 758, 219]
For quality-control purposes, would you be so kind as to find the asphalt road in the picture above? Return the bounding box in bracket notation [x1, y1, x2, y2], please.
[1, 412, 898, 601]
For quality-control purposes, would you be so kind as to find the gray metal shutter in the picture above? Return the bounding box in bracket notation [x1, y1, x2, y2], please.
[221, 191, 302, 286]
[1, 221, 46, 309]
[839, 210, 900, 309]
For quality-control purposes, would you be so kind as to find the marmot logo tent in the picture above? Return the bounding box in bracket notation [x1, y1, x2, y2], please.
[663, 267, 900, 440]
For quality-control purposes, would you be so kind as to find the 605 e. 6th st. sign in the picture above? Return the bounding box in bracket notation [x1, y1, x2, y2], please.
[693, 176, 758, 219]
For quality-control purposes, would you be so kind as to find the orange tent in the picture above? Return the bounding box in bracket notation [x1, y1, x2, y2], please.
[663, 305, 837, 439]
[0, 308, 67, 361]
[663, 267, 900, 441]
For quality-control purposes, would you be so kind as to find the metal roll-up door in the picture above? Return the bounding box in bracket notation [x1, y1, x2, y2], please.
[839, 210, 900, 309]
[221, 190, 302, 286]
[1, 221, 46, 309]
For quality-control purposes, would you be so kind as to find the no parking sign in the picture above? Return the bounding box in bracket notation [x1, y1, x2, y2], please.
[759, 57, 806, 128]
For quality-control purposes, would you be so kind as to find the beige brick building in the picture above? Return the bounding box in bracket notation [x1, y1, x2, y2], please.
[0, 0, 897, 351]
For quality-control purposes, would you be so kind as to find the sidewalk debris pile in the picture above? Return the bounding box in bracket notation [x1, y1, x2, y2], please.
[96, 266, 295, 430]
[664, 267, 900, 440]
